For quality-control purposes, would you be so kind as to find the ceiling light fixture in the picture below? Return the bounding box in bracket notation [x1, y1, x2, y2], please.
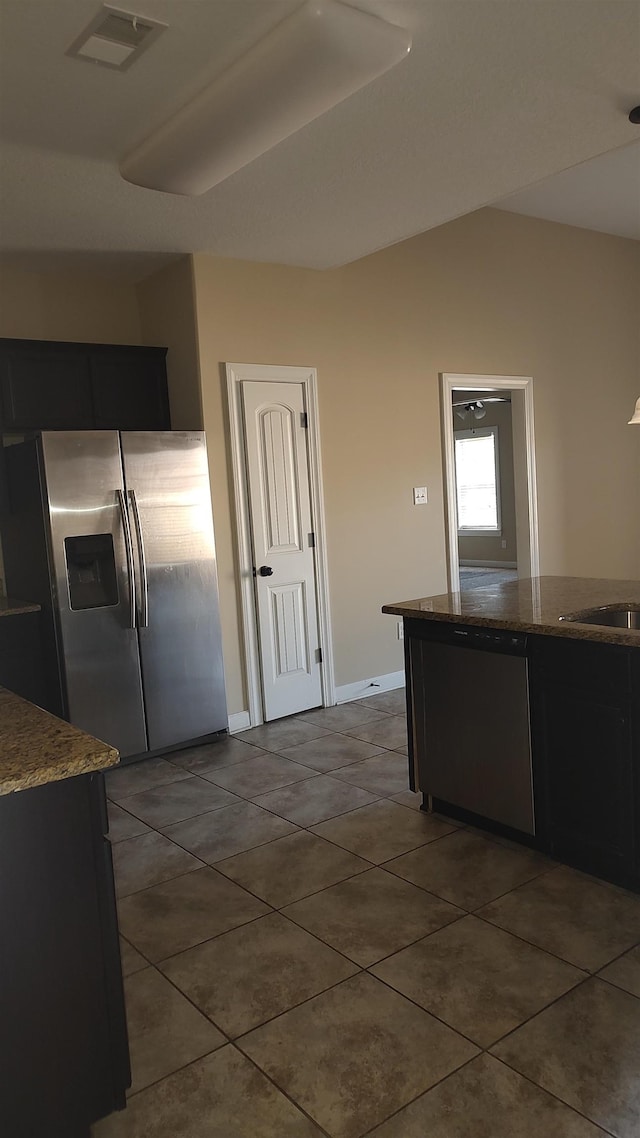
[454, 400, 491, 423]
[120, 0, 411, 195]
[628, 397, 640, 425]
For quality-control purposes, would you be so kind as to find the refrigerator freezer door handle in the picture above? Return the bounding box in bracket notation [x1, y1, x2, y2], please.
[116, 489, 136, 630]
[128, 489, 149, 629]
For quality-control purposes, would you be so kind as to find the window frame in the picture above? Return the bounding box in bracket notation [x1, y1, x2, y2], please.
[454, 424, 502, 537]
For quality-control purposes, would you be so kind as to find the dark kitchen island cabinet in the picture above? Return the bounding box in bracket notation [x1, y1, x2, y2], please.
[528, 635, 640, 890]
[386, 576, 640, 894]
[0, 338, 169, 432]
[0, 687, 129, 1138]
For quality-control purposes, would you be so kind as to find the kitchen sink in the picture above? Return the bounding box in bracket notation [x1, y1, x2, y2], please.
[559, 605, 640, 630]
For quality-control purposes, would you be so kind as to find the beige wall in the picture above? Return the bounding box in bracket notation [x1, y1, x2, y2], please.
[0, 261, 141, 343]
[136, 257, 203, 430]
[0, 259, 143, 594]
[192, 209, 640, 716]
[457, 399, 517, 565]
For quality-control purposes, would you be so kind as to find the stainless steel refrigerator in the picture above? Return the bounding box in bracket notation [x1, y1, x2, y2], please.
[2, 431, 227, 759]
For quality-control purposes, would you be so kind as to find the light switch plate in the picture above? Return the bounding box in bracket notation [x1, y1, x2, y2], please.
[413, 486, 428, 505]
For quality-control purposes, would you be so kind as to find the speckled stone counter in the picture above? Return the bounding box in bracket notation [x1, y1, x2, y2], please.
[0, 686, 119, 795]
[383, 575, 640, 648]
[0, 596, 40, 618]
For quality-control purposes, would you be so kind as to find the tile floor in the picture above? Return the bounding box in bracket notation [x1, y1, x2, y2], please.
[94, 689, 640, 1138]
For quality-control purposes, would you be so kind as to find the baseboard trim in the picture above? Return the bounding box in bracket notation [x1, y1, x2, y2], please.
[228, 711, 251, 734]
[459, 559, 518, 569]
[335, 670, 405, 705]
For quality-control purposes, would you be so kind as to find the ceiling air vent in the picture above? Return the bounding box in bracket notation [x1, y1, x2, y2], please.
[66, 5, 167, 71]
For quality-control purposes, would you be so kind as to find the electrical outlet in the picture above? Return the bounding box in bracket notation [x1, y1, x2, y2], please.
[501, 539, 507, 549]
[397, 621, 404, 640]
[413, 486, 428, 506]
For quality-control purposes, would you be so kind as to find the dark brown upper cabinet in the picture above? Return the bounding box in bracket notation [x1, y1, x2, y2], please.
[0, 338, 169, 432]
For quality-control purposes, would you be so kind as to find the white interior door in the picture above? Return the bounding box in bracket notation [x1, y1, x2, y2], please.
[241, 380, 323, 720]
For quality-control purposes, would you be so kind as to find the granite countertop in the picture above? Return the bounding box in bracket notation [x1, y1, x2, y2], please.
[0, 596, 41, 618]
[383, 576, 640, 648]
[0, 687, 119, 796]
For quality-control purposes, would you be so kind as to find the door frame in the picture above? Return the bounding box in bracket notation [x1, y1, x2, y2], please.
[226, 362, 335, 727]
[440, 372, 540, 592]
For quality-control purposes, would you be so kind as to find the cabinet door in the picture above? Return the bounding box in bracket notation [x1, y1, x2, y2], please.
[0, 344, 93, 429]
[0, 612, 46, 707]
[91, 350, 169, 430]
[0, 773, 129, 1135]
[530, 644, 636, 886]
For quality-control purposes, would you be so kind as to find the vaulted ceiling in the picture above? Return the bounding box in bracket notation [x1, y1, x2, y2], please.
[0, 0, 638, 270]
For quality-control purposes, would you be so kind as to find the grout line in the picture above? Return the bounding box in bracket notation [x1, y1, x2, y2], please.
[583, 972, 640, 1003]
[120, 1046, 226, 1105]
[212, 848, 374, 909]
[128, 907, 277, 969]
[238, 1050, 335, 1137]
[231, 971, 363, 1047]
[488, 1052, 618, 1136]
[357, 1051, 481, 1137]
[115, 860, 205, 901]
[113, 722, 636, 1138]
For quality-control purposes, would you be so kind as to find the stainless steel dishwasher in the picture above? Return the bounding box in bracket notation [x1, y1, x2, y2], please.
[414, 624, 535, 834]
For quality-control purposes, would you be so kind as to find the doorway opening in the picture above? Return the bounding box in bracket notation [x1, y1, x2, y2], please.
[440, 374, 539, 593]
[226, 362, 335, 728]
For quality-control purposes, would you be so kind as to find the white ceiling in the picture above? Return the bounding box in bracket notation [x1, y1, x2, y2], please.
[0, 0, 639, 271]
[496, 140, 640, 240]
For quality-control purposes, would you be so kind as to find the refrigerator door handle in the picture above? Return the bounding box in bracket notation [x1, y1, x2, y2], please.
[116, 489, 136, 630]
[128, 489, 149, 629]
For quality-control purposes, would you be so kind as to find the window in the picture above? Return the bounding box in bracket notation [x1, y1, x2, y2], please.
[454, 426, 501, 534]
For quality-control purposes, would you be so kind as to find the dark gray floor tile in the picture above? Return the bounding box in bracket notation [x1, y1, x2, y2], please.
[355, 689, 406, 716]
[119, 776, 241, 828]
[478, 864, 640, 970]
[253, 773, 378, 826]
[119, 937, 147, 977]
[492, 977, 640, 1138]
[598, 945, 640, 998]
[386, 829, 551, 911]
[170, 737, 267, 773]
[239, 972, 477, 1138]
[311, 799, 456, 863]
[345, 715, 408, 753]
[371, 914, 586, 1046]
[117, 866, 270, 962]
[369, 1053, 607, 1137]
[278, 731, 385, 772]
[236, 719, 332, 752]
[112, 831, 202, 898]
[391, 789, 427, 811]
[296, 703, 389, 731]
[332, 750, 410, 796]
[163, 800, 298, 862]
[107, 801, 150, 843]
[162, 912, 357, 1037]
[283, 867, 462, 966]
[216, 830, 370, 908]
[124, 968, 224, 1095]
[202, 752, 318, 797]
[92, 1046, 325, 1136]
[106, 757, 191, 803]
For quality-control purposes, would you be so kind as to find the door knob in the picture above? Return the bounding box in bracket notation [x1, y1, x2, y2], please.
[258, 565, 274, 577]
